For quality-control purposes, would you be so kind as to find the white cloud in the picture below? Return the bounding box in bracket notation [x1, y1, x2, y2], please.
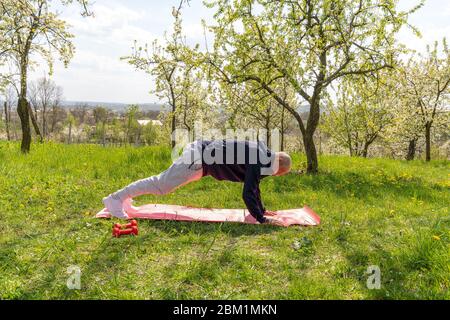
[30, 1, 161, 103]
[69, 49, 127, 73]
[65, 3, 144, 34]
[64, 2, 159, 47]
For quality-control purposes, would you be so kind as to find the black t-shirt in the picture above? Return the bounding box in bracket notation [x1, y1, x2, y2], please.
[200, 140, 274, 223]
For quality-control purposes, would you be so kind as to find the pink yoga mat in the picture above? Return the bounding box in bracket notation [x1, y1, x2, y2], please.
[96, 203, 320, 227]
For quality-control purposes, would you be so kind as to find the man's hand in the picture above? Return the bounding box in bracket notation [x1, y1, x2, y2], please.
[264, 211, 287, 226]
[264, 216, 287, 227]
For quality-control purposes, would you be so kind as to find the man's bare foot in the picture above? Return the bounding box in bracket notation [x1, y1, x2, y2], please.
[103, 195, 129, 219]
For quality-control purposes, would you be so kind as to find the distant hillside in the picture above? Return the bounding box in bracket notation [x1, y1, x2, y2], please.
[61, 101, 165, 112]
[0, 100, 312, 115]
[59, 101, 309, 113]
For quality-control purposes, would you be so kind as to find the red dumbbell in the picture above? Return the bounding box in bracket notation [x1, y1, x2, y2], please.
[112, 225, 138, 238]
[114, 220, 138, 229]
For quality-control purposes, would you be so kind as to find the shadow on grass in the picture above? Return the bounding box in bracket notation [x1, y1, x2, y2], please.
[5, 211, 284, 298]
[66, 224, 260, 299]
[327, 219, 410, 299]
[142, 219, 281, 237]
[332, 217, 449, 299]
[278, 169, 446, 203]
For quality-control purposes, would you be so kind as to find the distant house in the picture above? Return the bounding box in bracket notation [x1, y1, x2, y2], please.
[137, 119, 163, 126]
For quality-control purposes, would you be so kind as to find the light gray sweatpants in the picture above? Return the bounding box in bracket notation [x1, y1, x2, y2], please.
[112, 141, 204, 201]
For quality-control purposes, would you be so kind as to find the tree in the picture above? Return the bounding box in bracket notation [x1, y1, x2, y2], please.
[383, 73, 423, 160]
[92, 106, 108, 145]
[70, 104, 89, 127]
[2, 101, 9, 140]
[322, 75, 395, 157]
[0, 84, 16, 141]
[125, 105, 140, 144]
[123, 1, 200, 148]
[221, 79, 295, 149]
[29, 77, 61, 139]
[398, 40, 450, 161]
[140, 122, 158, 146]
[175, 66, 219, 139]
[203, 0, 421, 172]
[65, 111, 76, 144]
[49, 86, 64, 135]
[0, 0, 91, 153]
[28, 96, 43, 142]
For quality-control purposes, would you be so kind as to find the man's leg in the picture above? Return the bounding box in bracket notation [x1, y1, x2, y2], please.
[103, 141, 203, 218]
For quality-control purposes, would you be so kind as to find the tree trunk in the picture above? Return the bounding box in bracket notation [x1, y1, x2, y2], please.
[68, 121, 72, 144]
[303, 98, 321, 173]
[13, 114, 18, 140]
[425, 123, 431, 162]
[18, 57, 34, 152]
[126, 121, 130, 144]
[51, 106, 57, 133]
[169, 81, 177, 149]
[102, 122, 106, 146]
[406, 138, 417, 161]
[4, 102, 11, 141]
[292, 107, 318, 173]
[303, 132, 318, 173]
[28, 101, 43, 142]
[17, 97, 32, 153]
[280, 107, 285, 151]
[362, 141, 370, 158]
[361, 148, 368, 158]
[137, 127, 142, 146]
[171, 104, 176, 149]
[319, 131, 322, 155]
[42, 105, 47, 138]
[265, 115, 270, 148]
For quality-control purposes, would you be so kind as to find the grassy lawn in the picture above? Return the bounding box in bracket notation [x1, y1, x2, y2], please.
[0, 141, 448, 299]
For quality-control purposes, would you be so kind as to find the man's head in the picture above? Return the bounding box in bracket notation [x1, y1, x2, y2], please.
[274, 152, 292, 176]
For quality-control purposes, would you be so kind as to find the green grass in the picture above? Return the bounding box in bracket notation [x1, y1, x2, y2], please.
[0, 141, 449, 299]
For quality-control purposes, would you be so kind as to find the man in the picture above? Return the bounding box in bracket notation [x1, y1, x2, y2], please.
[103, 140, 292, 226]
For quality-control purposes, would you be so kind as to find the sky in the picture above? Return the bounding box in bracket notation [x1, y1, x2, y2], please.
[29, 0, 450, 104]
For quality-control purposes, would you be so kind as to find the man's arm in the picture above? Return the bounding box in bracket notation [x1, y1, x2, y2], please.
[243, 165, 267, 224]
[255, 186, 265, 213]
